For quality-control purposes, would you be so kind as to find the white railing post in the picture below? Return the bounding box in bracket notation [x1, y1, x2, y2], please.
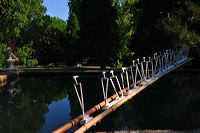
[101, 71, 110, 110]
[73, 75, 93, 124]
[110, 70, 123, 98]
[121, 67, 130, 95]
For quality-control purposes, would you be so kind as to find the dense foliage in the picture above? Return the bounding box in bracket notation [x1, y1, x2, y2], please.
[0, 43, 6, 68]
[0, 0, 45, 44]
[78, 0, 120, 67]
[132, 0, 200, 57]
[68, 0, 138, 67]
[0, 0, 200, 68]
[17, 45, 38, 67]
[32, 16, 68, 65]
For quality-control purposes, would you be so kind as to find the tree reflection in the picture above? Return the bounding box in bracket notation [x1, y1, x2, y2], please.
[0, 71, 199, 132]
[0, 76, 71, 133]
[89, 71, 200, 131]
[67, 75, 103, 119]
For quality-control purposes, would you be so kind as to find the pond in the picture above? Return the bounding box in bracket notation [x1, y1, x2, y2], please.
[0, 66, 200, 133]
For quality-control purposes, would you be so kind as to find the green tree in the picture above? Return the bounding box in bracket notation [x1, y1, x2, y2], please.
[17, 45, 38, 67]
[75, 0, 121, 68]
[186, 1, 200, 58]
[33, 16, 68, 65]
[0, 0, 46, 45]
[68, 0, 81, 19]
[66, 12, 80, 65]
[0, 0, 47, 67]
[67, 12, 80, 42]
[0, 43, 6, 68]
[132, 0, 200, 57]
[113, 0, 138, 66]
[68, 0, 139, 67]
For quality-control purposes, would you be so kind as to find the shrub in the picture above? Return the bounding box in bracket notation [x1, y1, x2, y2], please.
[17, 45, 38, 67]
[0, 43, 6, 68]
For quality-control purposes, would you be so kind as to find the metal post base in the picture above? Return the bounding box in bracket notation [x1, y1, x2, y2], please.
[123, 89, 134, 96]
[138, 81, 146, 86]
[123, 91, 129, 96]
[140, 80, 148, 85]
[101, 96, 123, 111]
[80, 115, 93, 125]
[102, 104, 111, 111]
[133, 85, 139, 89]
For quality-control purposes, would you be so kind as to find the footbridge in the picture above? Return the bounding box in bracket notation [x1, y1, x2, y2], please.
[54, 48, 190, 133]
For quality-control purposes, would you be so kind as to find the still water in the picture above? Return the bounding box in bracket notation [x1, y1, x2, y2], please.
[0, 67, 200, 133]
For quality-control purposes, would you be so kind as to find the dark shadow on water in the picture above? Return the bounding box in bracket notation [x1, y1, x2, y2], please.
[0, 68, 200, 133]
[0, 75, 74, 133]
[89, 70, 200, 131]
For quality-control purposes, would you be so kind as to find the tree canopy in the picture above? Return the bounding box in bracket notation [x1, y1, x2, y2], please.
[0, 0, 200, 68]
[132, 0, 200, 57]
[0, 0, 46, 45]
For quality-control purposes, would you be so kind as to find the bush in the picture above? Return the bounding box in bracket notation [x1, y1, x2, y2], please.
[17, 45, 38, 67]
[0, 43, 6, 68]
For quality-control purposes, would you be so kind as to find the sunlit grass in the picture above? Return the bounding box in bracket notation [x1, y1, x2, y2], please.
[17, 65, 116, 71]
[79, 66, 112, 69]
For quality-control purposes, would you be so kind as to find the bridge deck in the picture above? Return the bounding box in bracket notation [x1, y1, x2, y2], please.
[54, 57, 191, 133]
[74, 59, 191, 133]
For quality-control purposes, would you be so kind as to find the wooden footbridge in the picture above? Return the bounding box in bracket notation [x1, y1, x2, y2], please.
[53, 48, 190, 133]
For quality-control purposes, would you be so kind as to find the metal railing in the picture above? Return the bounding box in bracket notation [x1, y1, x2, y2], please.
[71, 47, 189, 126]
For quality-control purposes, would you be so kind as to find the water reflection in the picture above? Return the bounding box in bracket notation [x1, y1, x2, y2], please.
[0, 70, 200, 133]
[0, 76, 73, 133]
[40, 97, 71, 133]
[0, 75, 104, 133]
[89, 71, 200, 131]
